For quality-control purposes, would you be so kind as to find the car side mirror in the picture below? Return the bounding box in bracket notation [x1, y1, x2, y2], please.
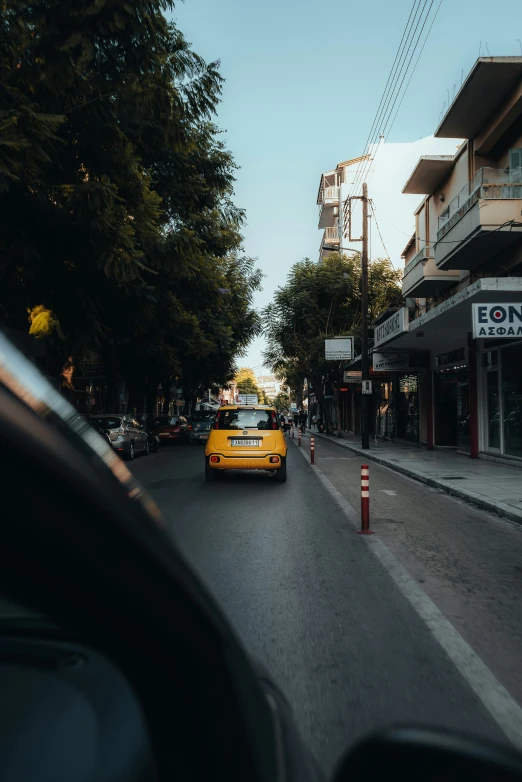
[333, 728, 522, 782]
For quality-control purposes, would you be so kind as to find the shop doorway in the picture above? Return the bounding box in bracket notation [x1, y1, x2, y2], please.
[434, 368, 470, 450]
[481, 342, 522, 459]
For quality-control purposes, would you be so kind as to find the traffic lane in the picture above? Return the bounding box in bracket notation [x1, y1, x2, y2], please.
[131, 441, 504, 775]
[301, 433, 522, 707]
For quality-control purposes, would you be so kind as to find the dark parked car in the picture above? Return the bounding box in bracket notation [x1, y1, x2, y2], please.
[186, 412, 215, 444]
[85, 414, 149, 460]
[152, 415, 190, 444]
[134, 415, 161, 452]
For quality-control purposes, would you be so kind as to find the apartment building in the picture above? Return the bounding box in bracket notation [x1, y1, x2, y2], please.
[317, 156, 369, 261]
[376, 57, 522, 462]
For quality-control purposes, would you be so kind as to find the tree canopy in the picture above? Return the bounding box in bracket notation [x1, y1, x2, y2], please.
[263, 253, 402, 432]
[0, 0, 262, 410]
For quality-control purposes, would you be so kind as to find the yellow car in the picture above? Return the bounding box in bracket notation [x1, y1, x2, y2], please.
[205, 404, 287, 482]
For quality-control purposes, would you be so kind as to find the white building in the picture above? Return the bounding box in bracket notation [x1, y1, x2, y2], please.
[256, 374, 282, 401]
[317, 137, 461, 264]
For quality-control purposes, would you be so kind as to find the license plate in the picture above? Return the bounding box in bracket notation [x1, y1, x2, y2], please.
[231, 439, 260, 447]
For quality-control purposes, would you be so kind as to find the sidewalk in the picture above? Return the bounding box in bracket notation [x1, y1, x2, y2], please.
[306, 429, 522, 524]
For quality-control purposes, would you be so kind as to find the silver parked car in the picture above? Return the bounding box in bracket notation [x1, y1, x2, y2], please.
[85, 415, 149, 460]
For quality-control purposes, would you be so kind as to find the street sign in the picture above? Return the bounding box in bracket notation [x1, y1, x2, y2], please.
[362, 380, 373, 395]
[374, 308, 409, 348]
[325, 337, 353, 361]
[237, 394, 259, 405]
[372, 352, 410, 372]
[472, 303, 522, 338]
[343, 370, 362, 383]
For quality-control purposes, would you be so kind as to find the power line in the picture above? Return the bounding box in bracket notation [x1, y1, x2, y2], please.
[349, 0, 442, 199]
[368, 200, 391, 260]
[349, 0, 422, 197]
[386, 0, 443, 139]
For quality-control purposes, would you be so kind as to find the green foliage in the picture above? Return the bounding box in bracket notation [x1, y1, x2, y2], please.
[263, 252, 403, 429]
[273, 391, 291, 411]
[0, 0, 262, 403]
[234, 367, 261, 396]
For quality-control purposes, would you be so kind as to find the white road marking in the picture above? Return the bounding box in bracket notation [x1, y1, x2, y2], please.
[380, 489, 397, 496]
[292, 440, 522, 749]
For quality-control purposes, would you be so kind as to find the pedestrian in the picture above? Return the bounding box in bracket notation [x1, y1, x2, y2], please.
[293, 411, 299, 428]
[311, 414, 317, 430]
[299, 411, 307, 434]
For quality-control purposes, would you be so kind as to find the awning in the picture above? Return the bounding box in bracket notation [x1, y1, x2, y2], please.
[389, 278, 522, 351]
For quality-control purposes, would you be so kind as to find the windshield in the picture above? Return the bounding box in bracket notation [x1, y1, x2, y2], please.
[216, 409, 277, 430]
[153, 417, 180, 426]
[88, 417, 122, 430]
[3, 0, 522, 777]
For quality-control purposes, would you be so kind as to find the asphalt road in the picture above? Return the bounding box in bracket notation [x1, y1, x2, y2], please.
[130, 439, 518, 775]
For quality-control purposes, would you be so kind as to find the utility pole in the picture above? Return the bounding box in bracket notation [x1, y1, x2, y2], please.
[361, 183, 369, 449]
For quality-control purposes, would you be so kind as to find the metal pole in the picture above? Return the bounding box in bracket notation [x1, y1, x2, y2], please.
[357, 464, 374, 534]
[361, 182, 369, 450]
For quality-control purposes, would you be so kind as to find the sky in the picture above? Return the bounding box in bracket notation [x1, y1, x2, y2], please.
[170, 0, 522, 373]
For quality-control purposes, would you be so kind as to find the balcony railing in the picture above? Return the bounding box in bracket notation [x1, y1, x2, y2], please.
[319, 186, 339, 204]
[403, 245, 431, 279]
[437, 166, 522, 239]
[323, 226, 340, 244]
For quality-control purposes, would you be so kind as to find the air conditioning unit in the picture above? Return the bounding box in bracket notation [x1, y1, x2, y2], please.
[333, 206, 339, 216]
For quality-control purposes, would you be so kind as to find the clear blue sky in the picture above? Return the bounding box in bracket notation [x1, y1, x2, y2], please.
[170, 0, 522, 371]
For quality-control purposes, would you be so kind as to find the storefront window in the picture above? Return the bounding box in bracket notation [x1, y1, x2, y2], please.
[434, 368, 470, 450]
[434, 371, 458, 446]
[456, 370, 470, 452]
[501, 343, 522, 458]
[486, 370, 501, 449]
[396, 374, 419, 442]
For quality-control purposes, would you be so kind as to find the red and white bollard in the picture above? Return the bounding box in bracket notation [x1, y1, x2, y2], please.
[310, 436, 315, 464]
[298, 428, 301, 447]
[357, 464, 374, 535]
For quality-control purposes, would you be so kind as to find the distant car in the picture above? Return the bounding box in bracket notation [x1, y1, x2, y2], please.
[205, 404, 287, 482]
[152, 416, 190, 444]
[85, 414, 149, 460]
[186, 413, 215, 444]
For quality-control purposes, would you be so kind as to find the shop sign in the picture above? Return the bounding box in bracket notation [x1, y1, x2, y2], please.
[472, 303, 522, 338]
[325, 337, 353, 361]
[435, 347, 466, 368]
[374, 308, 409, 348]
[372, 352, 410, 371]
[343, 370, 362, 383]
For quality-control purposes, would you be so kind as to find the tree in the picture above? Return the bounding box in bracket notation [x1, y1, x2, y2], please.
[0, 1, 262, 409]
[272, 391, 291, 411]
[234, 367, 261, 396]
[263, 253, 402, 435]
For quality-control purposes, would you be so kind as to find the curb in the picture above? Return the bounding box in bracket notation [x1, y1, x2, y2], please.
[309, 430, 522, 526]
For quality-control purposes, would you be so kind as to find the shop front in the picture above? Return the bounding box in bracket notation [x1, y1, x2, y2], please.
[480, 339, 522, 460]
[432, 345, 470, 452]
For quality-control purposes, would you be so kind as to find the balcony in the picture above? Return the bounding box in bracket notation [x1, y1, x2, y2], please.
[435, 167, 522, 270]
[318, 186, 339, 228]
[319, 226, 340, 261]
[402, 246, 459, 298]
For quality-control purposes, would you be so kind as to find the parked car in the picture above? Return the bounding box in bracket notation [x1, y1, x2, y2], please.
[186, 412, 215, 444]
[85, 414, 149, 460]
[152, 415, 190, 444]
[134, 415, 160, 452]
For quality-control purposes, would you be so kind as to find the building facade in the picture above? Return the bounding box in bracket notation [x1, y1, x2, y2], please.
[376, 57, 522, 462]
